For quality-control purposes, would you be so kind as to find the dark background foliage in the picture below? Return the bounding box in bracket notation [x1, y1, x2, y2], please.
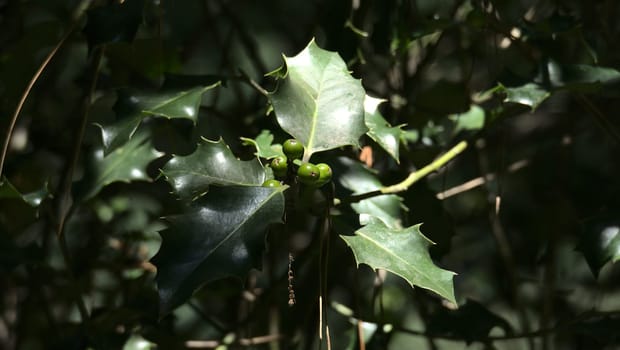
[1, 0, 620, 349]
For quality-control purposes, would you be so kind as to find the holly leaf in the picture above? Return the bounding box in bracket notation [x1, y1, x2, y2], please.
[364, 96, 404, 162]
[549, 63, 620, 89]
[97, 82, 220, 154]
[240, 130, 284, 159]
[341, 217, 456, 304]
[449, 105, 485, 134]
[83, 0, 144, 50]
[162, 138, 266, 201]
[427, 299, 513, 343]
[151, 185, 285, 315]
[335, 157, 403, 229]
[269, 39, 367, 160]
[498, 83, 550, 111]
[577, 214, 620, 277]
[79, 132, 162, 200]
[0, 177, 49, 207]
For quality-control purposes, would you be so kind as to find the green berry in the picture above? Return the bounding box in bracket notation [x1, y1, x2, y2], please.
[297, 163, 320, 184]
[262, 179, 282, 188]
[283, 139, 304, 160]
[315, 163, 332, 187]
[270, 155, 288, 178]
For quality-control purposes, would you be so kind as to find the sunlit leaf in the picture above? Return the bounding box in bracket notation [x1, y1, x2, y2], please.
[449, 105, 485, 134]
[341, 216, 456, 304]
[123, 334, 156, 350]
[364, 96, 404, 162]
[240, 129, 284, 159]
[162, 138, 266, 201]
[97, 82, 220, 154]
[335, 157, 403, 229]
[151, 185, 285, 314]
[270, 39, 367, 160]
[499, 83, 550, 111]
[80, 132, 162, 200]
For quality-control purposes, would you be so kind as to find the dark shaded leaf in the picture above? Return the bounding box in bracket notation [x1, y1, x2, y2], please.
[334, 157, 403, 228]
[79, 132, 162, 200]
[427, 299, 513, 343]
[577, 213, 620, 277]
[151, 186, 285, 314]
[97, 82, 220, 154]
[162, 138, 266, 201]
[549, 63, 620, 88]
[83, 0, 145, 50]
[0, 177, 49, 207]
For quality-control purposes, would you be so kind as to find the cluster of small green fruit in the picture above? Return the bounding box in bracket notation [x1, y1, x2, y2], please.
[262, 139, 332, 188]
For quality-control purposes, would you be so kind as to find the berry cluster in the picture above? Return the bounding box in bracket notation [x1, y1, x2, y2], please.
[262, 139, 332, 188]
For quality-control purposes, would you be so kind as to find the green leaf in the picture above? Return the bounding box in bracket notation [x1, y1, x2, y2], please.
[97, 82, 220, 154]
[162, 138, 267, 201]
[269, 39, 367, 160]
[341, 217, 456, 304]
[0, 177, 49, 207]
[151, 186, 285, 314]
[335, 157, 404, 229]
[240, 130, 284, 159]
[499, 83, 550, 110]
[123, 334, 156, 350]
[83, 0, 145, 50]
[577, 214, 620, 277]
[449, 105, 485, 134]
[364, 95, 404, 162]
[549, 63, 620, 88]
[80, 132, 162, 200]
[427, 299, 513, 343]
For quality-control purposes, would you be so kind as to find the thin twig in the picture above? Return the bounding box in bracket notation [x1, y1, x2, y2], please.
[337, 141, 468, 205]
[54, 47, 105, 324]
[0, 22, 78, 178]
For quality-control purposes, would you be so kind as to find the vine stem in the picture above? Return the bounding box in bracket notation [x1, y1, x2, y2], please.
[53, 47, 105, 324]
[337, 141, 468, 205]
[0, 22, 78, 178]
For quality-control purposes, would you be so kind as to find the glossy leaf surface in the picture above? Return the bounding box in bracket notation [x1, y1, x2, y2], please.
[270, 39, 367, 160]
[500, 83, 550, 111]
[81, 133, 162, 200]
[341, 217, 456, 304]
[364, 95, 403, 162]
[162, 138, 266, 200]
[151, 186, 285, 314]
[98, 82, 219, 154]
[0, 177, 49, 207]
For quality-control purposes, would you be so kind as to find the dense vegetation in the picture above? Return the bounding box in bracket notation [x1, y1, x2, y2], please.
[1, 0, 620, 349]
